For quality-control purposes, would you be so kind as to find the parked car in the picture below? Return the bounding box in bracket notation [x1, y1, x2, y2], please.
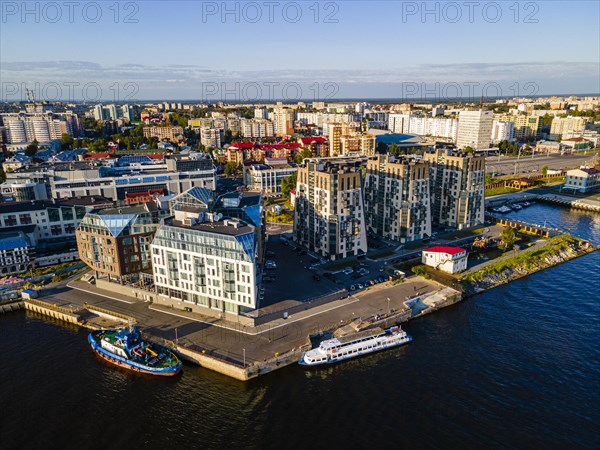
[312, 274, 321, 281]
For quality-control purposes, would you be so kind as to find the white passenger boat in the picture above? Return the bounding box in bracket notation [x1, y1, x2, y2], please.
[299, 326, 412, 366]
[493, 205, 512, 213]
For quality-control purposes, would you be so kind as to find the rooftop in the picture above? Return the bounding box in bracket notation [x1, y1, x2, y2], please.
[424, 246, 466, 255]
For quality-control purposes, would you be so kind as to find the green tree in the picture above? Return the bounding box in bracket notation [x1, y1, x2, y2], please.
[281, 172, 298, 199]
[61, 133, 74, 150]
[376, 141, 388, 154]
[294, 148, 312, 164]
[541, 165, 548, 175]
[224, 162, 238, 176]
[485, 173, 493, 185]
[499, 227, 517, 251]
[411, 265, 431, 279]
[463, 146, 474, 153]
[25, 139, 39, 157]
[388, 143, 400, 157]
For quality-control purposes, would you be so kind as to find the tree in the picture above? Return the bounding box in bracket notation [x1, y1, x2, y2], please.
[281, 172, 297, 199]
[388, 143, 400, 157]
[541, 165, 548, 175]
[224, 162, 238, 176]
[294, 148, 312, 164]
[463, 146, 474, 153]
[25, 139, 39, 157]
[376, 142, 388, 154]
[499, 227, 517, 251]
[61, 133, 74, 150]
[485, 173, 493, 185]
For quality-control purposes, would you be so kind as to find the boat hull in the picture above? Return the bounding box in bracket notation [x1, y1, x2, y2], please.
[88, 332, 182, 376]
[299, 335, 413, 367]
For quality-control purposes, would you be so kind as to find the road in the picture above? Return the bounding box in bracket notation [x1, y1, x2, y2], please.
[485, 153, 597, 176]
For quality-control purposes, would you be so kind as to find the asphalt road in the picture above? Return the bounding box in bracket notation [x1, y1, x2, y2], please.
[485, 153, 597, 176]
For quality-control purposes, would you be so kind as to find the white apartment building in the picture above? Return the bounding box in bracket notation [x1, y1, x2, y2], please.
[151, 211, 258, 316]
[456, 110, 493, 149]
[240, 119, 274, 138]
[244, 158, 297, 194]
[388, 114, 458, 141]
[2, 113, 76, 144]
[200, 128, 222, 148]
[550, 116, 588, 139]
[491, 120, 515, 143]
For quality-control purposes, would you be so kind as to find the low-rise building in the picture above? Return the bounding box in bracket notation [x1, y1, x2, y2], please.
[422, 246, 468, 274]
[244, 158, 298, 194]
[0, 232, 31, 276]
[564, 168, 600, 193]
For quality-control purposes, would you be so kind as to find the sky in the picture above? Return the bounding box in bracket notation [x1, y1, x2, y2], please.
[1, 1, 599, 101]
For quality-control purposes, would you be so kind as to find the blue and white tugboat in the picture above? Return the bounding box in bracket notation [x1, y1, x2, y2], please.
[299, 326, 412, 366]
[89, 324, 182, 376]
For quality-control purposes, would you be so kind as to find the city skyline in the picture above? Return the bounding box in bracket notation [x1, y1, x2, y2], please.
[1, 1, 599, 100]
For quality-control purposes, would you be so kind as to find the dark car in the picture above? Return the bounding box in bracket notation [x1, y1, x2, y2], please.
[312, 274, 321, 281]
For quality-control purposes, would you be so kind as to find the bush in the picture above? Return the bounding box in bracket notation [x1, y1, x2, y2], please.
[411, 265, 431, 279]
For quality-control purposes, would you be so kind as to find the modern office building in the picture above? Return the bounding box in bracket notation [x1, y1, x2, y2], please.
[151, 210, 259, 316]
[424, 148, 486, 230]
[244, 158, 298, 194]
[1, 155, 216, 201]
[456, 110, 493, 149]
[76, 203, 164, 283]
[364, 155, 431, 243]
[294, 158, 367, 260]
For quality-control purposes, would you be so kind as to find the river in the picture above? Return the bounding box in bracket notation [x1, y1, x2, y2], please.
[1, 203, 598, 449]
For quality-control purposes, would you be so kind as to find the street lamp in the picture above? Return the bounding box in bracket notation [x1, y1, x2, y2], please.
[243, 348, 246, 368]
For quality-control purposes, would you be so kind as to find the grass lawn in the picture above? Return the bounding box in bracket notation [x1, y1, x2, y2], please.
[485, 186, 519, 197]
[266, 211, 294, 224]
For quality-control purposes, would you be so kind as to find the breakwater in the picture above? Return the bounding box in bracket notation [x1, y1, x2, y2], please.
[460, 235, 596, 296]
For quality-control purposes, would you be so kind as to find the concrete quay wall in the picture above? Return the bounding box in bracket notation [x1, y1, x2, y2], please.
[23, 299, 81, 325]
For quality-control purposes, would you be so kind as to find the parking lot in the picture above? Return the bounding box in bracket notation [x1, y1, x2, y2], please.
[259, 232, 343, 308]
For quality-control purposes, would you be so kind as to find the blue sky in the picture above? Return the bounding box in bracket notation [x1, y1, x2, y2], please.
[1, 1, 599, 100]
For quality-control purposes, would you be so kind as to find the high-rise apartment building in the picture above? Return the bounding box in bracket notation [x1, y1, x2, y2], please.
[456, 110, 493, 149]
[293, 158, 367, 260]
[424, 148, 485, 230]
[491, 120, 515, 143]
[550, 116, 588, 139]
[364, 155, 431, 243]
[272, 106, 294, 136]
[240, 119, 274, 138]
[340, 134, 377, 156]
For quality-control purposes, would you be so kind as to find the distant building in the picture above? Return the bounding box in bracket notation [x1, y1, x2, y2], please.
[456, 110, 493, 149]
[364, 155, 431, 243]
[424, 148, 485, 230]
[491, 120, 515, 143]
[422, 246, 468, 274]
[564, 168, 600, 193]
[200, 128, 222, 148]
[240, 119, 274, 138]
[340, 134, 377, 156]
[0, 232, 31, 276]
[294, 158, 367, 260]
[550, 116, 588, 139]
[143, 126, 184, 141]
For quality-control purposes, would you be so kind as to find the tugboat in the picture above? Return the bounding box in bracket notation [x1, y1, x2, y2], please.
[88, 324, 182, 376]
[299, 326, 412, 366]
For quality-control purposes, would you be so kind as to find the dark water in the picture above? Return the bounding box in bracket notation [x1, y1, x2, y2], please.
[1, 204, 599, 450]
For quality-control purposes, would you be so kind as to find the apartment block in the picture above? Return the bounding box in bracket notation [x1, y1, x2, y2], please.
[294, 158, 367, 260]
[424, 148, 485, 230]
[200, 128, 222, 148]
[143, 126, 184, 141]
[456, 110, 493, 149]
[245, 158, 298, 194]
[364, 155, 431, 243]
[240, 119, 274, 138]
[151, 211, 258, 316]
[76, 203, 164, 282]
